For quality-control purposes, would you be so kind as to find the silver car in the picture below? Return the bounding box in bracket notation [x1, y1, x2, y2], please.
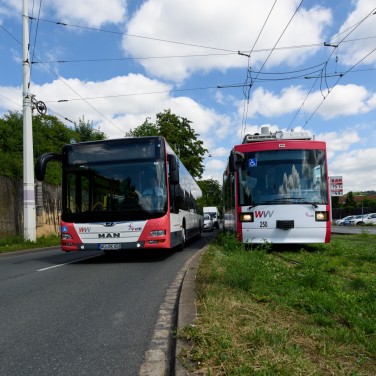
[335, 215, 355, 226]
[349, 214, 376, 225]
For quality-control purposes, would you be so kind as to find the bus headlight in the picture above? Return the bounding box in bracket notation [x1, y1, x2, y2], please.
[150, 230, 166, 237]
[315, 211, 329, 221]
[239, 213, 254, 222]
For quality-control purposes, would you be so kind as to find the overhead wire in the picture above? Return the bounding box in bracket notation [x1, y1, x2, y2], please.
[2, 7, 376, 137]
[287, 5, 376, 131]
[2, 20, 126, 135]
[28, 34, 376, 66]
[299, 46, 376, 131]
[240, 0, 279, 139]
[1, 18, 77, 127]
[240, 0, 304, 139]
[29, 0, 43, 81]
[31, 52, 237, 64]
[29, 0, 44, 157]
[30, 16, 238, 53]
[0, 93, 22, 109]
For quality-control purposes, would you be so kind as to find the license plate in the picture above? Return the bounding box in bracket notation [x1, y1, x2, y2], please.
[99, 243, 121, 250]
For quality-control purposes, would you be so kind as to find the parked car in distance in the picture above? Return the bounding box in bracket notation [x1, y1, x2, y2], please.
[203, 213, 214, 232]
[363, 213, 376, 225]
[345, 215, 365, 226]
[347, 213, 376, 226]
[335, 215, 356, 226]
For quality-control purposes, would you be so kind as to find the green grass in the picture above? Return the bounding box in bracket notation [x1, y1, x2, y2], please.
[0, 234, 60, 253]
[177, 232, 376, 375]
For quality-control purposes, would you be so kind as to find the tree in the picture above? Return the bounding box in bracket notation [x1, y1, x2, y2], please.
[0, 112, 24, 178]
[0, 111, 107, 184]
[197, 179, 222, 211]
[361, 197, 376, 208]
[331, 196, 339, 208]
[126, 109, 207, 179]
[125, 117, 159, 137]
[344, 191, 357, 209]
[73, 116, 107, 142]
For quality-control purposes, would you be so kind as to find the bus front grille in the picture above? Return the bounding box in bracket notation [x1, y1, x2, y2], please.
[276, 220, 294, 230]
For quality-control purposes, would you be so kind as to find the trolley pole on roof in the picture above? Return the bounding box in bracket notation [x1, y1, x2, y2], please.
[22, 0, 36, 241]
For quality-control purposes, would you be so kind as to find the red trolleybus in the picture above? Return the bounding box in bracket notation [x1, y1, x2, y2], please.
[35, 137, 203, 252]
[223, 127, 330, 244]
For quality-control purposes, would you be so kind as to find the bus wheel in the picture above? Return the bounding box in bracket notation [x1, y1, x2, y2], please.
[179, 224, 186, 251]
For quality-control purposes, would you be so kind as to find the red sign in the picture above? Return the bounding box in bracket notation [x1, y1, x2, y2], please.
[330, 176, 343, 196]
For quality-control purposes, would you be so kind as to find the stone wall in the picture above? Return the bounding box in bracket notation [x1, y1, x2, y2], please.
[0, 176, 61, 237]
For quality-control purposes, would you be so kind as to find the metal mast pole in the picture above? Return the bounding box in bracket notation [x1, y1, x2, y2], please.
[22, 0, 36, 241]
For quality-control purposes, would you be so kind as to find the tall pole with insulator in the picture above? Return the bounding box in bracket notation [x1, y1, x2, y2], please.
[22, 0, 36, 241]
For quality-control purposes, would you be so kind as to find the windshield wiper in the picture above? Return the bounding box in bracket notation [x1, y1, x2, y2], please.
[256, 197, 318, 208]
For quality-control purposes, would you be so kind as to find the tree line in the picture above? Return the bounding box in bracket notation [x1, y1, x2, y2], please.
[332, 192, 376, 209]
[0, 112, 106, 184]
[0, 110, 222, 210]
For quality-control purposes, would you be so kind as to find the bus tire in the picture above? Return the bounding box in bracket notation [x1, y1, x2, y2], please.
[178, 223, 186, 251]
[197, 221, 202, 239]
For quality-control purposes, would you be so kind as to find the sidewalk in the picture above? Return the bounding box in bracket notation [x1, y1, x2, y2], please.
[331, 224, 376, 235]
[174, 246, 207, 376]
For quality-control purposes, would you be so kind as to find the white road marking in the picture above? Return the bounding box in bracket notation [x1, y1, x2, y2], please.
[37, 255, 99, 271]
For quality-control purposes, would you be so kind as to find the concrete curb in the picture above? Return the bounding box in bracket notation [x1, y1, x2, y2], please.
[139, 245, 207, 376]
[174, 246, 207, 376]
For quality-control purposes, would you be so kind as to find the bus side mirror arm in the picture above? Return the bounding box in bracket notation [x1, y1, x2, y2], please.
[168, 154, 179, 185]
[35, 153, 62, 181]
[229, 151, 244, 172]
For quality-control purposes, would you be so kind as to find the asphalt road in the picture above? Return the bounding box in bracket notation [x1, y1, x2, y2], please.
[0, 233, 213, 376]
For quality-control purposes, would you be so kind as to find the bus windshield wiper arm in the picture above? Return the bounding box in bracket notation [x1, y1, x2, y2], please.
[289, 197, 319, 208]
[257, 197, 318, 208]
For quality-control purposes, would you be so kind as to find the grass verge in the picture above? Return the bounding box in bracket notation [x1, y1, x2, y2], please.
[0, 234, 60, 254]
[177, 232, 376, 375]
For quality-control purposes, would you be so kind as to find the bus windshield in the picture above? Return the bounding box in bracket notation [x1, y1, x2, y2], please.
[62, 160, 167, 223]
[238, 149, 328, 206]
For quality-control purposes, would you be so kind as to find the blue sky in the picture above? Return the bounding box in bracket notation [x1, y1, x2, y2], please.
[1, 0, 375, 192]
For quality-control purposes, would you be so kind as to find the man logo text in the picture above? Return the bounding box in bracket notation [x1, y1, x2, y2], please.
[98, 233, 120, 238]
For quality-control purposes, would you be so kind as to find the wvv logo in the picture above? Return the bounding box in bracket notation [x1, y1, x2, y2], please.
[78, 227, 91, 233]
[254, 210, 274, 218]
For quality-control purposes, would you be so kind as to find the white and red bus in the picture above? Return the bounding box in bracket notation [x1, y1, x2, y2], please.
[223, 127, 330, 244]
[35, 136, 203, 252]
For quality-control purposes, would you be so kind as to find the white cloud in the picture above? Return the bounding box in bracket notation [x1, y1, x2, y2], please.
[243, 84, 375, 120]
[210, 147, 228, 158]
[47, 0, 127, 27]
[202, 158, 226, 183]
[247, 86, 306, 117]
[0, 0, 21, 19]
[122, 0, 332, 82]
[335, 0, 376, 67]
[0, 0, 127, 28]
[329, 147, 376, 192]
[309, 84, 372, 119]
[0, 86, 22, 113]
[28, 74, 172, 137]
[0, 73, 237, 142]
[317, 129, 361, 160]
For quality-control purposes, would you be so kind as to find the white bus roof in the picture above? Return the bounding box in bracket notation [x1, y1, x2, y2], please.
[242, 127, 312, 144]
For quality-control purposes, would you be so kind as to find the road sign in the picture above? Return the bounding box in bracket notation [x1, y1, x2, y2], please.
[330, 176, 343, 196]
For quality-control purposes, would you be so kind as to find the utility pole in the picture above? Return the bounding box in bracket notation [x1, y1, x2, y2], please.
[22, 0, 36, 241]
